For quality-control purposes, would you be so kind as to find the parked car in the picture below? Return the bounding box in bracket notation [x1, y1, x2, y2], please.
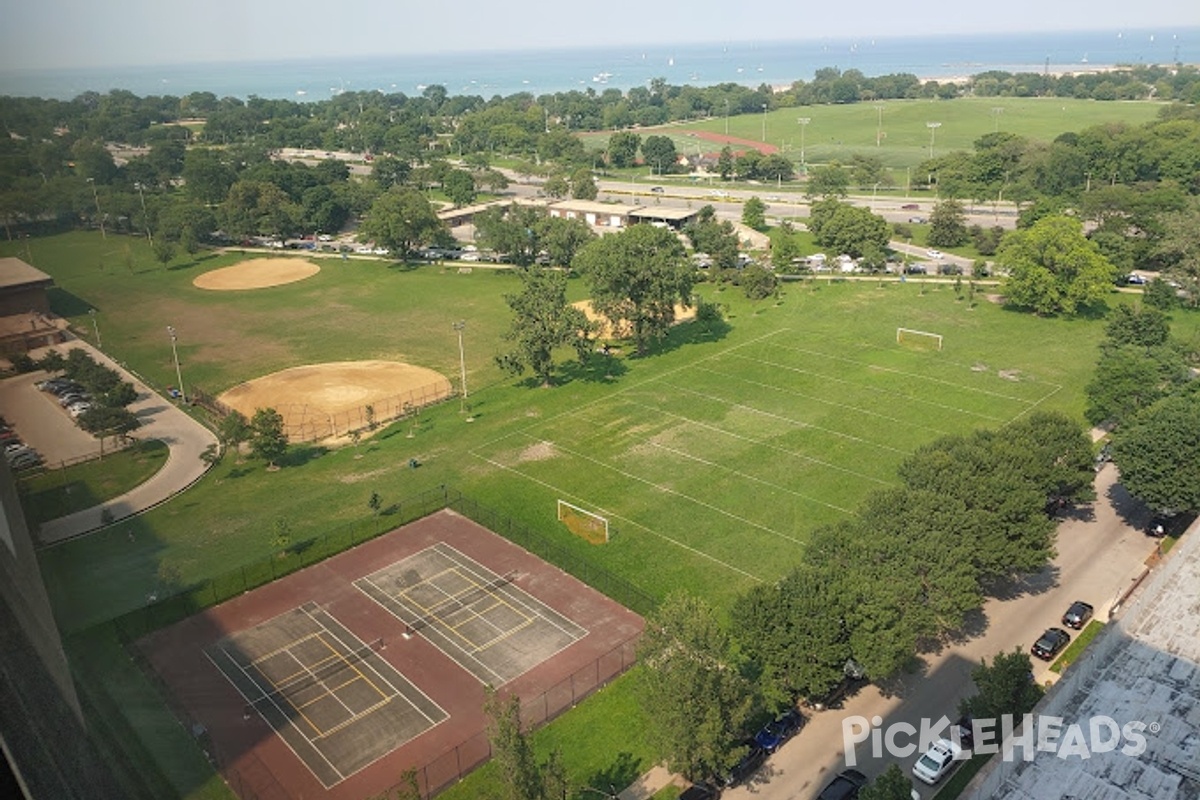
[714, 742, 767, 788]
[10, 452, 43, 470]
[1125, 273, 1148, 285]
[816, 768, 868, 800]
[68, 402, 92, 418]
[753, 708, 803, 753]
[1031, 627, 1071, 660]
[952, 715, 974, 749]
[678, 782, 719, 800]
[907, 216, 927, 224]
[912, 738, 963, 784]
[1062, 601, 1094, 630]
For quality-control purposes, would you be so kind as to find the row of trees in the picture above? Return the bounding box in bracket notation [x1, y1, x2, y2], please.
[29, 349, 140, 438]
[634, 411, 1094, 781]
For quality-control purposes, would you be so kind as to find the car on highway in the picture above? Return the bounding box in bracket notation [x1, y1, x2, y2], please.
[650, 185, 664, 193]
[753, 708, 802, 753]
[908, 216, 927, 224]
[926, 249, 944, 259]
[1062, 601, 1094, 630]
[912, 738, 963, 785]
[816, 768, 868, 800]
[1031, 627, 1071, 660]
[901, 203, 919, 210]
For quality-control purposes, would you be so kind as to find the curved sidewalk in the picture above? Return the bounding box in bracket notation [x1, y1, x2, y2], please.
[35, 339, 219, 546]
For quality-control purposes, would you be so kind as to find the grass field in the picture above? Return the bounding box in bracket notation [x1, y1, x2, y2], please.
[583, 96, 1166, 171]
[19, 439, 168, 526]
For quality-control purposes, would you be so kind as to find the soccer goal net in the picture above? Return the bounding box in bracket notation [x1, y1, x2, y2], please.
[897, 327, 943, 351]
[557, 500, 609, 544]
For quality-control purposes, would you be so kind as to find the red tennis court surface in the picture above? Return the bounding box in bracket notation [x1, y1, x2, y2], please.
[140, 509, 645, 799]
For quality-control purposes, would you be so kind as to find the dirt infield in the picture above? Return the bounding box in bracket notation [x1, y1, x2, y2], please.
[140, 509, 644, 800]
[193, 258, 321, 290]
[217, 361, 453, 442]
[687, 129, 780, 155]
[572, 299, 697, 341]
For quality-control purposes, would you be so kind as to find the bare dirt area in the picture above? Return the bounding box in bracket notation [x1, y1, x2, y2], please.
[572, 300, 697, 340]
[680, 129, 780, 155]
[193, 258, 321, 290]
[217, 361, 452, 442]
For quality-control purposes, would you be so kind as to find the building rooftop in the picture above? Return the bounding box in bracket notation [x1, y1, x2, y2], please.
[964, 520, 1200, 799]
[0, 258, 53, 291]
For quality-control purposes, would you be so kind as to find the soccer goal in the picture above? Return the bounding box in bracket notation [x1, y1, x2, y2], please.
[557, 500, 609, 544]
[897, 327, 944, 351]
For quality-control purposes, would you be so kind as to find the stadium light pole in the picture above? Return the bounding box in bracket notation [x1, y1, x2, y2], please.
[167, 325, 185, 403]
[797, 117, 811, 168]
[991, 106, 1004, 132]
[761, 103, 768, 142]
[453, 320, 468, 415]
[86, 177, 106, 239]
[926, 121, 942, 159]
[134, 181, 153, 246]
[89, 309, 101, 349]
[874, 104, 884, 147]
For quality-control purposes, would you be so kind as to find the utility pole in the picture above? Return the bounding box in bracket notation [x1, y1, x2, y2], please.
[167, 325, 185, 403]
[453, 320, 468, 415]
[926, 121, 942, 159]
[86, 178, 106, 238]
[797, 117, 811, 168]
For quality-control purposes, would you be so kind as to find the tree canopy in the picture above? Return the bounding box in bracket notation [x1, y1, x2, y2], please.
[999, 215, 1116, 315]
[496, 267, 595, 386]
[1112, 389, 1200, 513]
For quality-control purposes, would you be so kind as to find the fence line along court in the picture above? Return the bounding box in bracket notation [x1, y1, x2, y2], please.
[204, 602, 447, 787]
[354, 542, 588, 686]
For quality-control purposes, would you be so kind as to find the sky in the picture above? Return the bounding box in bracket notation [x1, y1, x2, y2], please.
[3, 0, 1197, 71]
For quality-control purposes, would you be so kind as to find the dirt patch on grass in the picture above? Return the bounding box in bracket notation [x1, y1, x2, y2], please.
[572, 300, 697, 340]
[193, 258, 320, 290]
[218, 360, 453, 442]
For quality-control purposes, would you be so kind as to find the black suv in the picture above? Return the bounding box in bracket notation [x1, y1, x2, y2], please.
[816, 768, 868, 800]
[1031, 627, 1071, 660]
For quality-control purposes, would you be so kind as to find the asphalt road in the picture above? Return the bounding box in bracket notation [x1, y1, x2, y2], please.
[719, 462, 1161, 800]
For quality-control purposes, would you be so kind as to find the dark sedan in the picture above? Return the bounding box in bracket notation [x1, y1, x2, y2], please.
[1031, 627, 1071, 660]
[1062, 601, 1094, 630]
[816, 768, 869, 800]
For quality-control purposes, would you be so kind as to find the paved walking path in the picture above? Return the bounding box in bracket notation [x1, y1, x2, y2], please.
[30, 338, 219, 545]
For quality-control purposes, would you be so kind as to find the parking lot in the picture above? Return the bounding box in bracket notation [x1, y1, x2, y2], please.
[0, 370, 101, 467]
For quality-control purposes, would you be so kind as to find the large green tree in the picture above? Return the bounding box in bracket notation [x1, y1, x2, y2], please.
[859, 764, 916, 800]
[999, 215, 1116, 315]
[358, 186, 442, 256]
[607, 131, 641, 168]
[636, 593, 758, 781]
[1112, 390, 1200, 512]
[641, 135, 677, 175]
[250, 408, 288, 468]
[483, 690, 567, 800]
[496, 267, 595, 386]
[927, 199, 969, 248]
[959, 649, 1043, 721]
[807, 200, 889, 259]
[572, 224, 694, 355]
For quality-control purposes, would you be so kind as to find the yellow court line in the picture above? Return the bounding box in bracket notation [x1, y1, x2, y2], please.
[314, 694, 398, 740]
[395, 565, 470, 615]
[249, 631, 325, 666]
[467, 615, 537, 653]
[316, 635, 389, 702]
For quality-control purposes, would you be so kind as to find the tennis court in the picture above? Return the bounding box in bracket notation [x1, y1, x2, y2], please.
[205, 602, 447, 787]
[355, 543, 588, 685]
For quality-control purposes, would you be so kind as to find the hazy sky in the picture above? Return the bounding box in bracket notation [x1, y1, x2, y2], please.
[4, 0, 1197, 70]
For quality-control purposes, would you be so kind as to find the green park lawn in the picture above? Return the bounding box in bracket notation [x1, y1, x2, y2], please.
[10, 229, 1199, 799]
[19, 439, 168, 527]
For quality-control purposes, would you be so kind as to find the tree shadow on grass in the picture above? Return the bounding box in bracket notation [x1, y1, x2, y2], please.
[386, 260, 420, 273]
[581, 751, 643, 798]
[555, 351, 631, 385]
[165, 251, 220, 271]
[278, 444, 328, 468]
[635, 315, 732, 359]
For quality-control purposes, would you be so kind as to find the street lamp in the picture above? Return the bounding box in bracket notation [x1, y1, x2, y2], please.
[926, 121, 942, 159]
[134, 182, 153, 246]
[167, 326, 185, 403]
[86, 177, 106, 239]
[874, 104, 884, 147]
[761, 103, 768, 142]
[88, 309, 101, 349]
[724, 99, 730, 136]
[453, 320, 468, 415]
[797, 117, 811, 167]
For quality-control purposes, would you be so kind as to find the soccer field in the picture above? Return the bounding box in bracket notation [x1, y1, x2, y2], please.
[470, 323, 1061, 608]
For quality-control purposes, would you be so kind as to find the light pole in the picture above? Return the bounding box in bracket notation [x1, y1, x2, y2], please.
[86, 177, 106, 239]
[874, 104, 884, 147]
[761, 103, 768, 142]
[724, 99, 730, 136]
[926, 121, 942, 159]
[797, 117, 811, 168]
[991, 107, 1004, 132]
[167, 326, 185, 403]
[453, 320, 468, 415]
[89, 309, 101, 349]
[134, 181, 153, 246]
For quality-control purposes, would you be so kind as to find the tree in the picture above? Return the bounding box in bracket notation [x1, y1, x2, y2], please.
[927, 199, 969, 248]
[537, 215, 595, 267]
[742, 197, 767, 231]
[807, 201, 889, 259]
[959, 649, 1043, 721]
[543, 174, 569, 199]
[368, 491, 382, 515]
[443, 168, 476, 207]
[182, 148, 236, 205]
[859, 764, 916, 800]
[272, 517, 292, 552]
[738, 262, 777, 300]
[1103, 304, 1170, 349]
[573, 224, 694, 355]
[637, 592, 758, 781]
[78, 406, 140, 437]
[359, 186, 442, 257]
[805, 163, 850, 198]
[484, 689, 564, 800]
[642, 135, 677, 175]
[1085, 346, 1182, 426]
[370, 155, 411, 189]
[1112, 390, 1200, 513]
[717, 146, 734, 181]
[999, 215, 1116, 315]
[570, 167, 597, 200]
[250, 407, 288, 468]
[151, 237, 176, 267]
[496, 267, 595, 386]
[218, 410, 251, 457]
[607, 131, 641, 168]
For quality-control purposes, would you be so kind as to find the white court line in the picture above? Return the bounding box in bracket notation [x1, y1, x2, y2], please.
[646, 441, 857, 515]
[545, 439, 804, 547]
[204, 645, 345, 783]
[674, 383, 909, 455]
[286, 642, 358, 727]
[620, 398, 895, 487]
[356, 574, 508, 685]
[470, 453, 765, 583]
[719, 352, 1009, 423]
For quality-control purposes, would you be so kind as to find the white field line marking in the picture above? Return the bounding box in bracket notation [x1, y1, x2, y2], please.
[674, 383, 909, 455]
[718, 353, 1008, 424]
[471, 453, 765, 583]
[758, 342, 1054, 404]
[645, 440, 857, 515]
[1008, 383, 1064, 421]
[622, 399, 895, 487]
[471, 329, 792, 456]
[546, 439, 805, 546]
